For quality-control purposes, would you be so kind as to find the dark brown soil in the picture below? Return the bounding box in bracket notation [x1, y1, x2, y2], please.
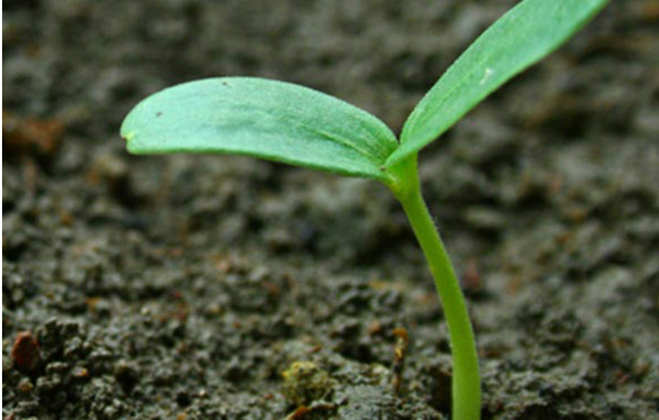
[3, 1, 659, 419]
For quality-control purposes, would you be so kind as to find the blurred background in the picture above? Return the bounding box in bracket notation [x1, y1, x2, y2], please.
[4, 1, 658, 419]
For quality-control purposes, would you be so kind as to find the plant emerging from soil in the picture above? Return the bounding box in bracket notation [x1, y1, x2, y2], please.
[120, 1, 607, 418]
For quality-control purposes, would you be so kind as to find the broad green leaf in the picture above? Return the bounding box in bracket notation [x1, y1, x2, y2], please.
[385, 0, 608, 167]
[121, 77, 398, 182]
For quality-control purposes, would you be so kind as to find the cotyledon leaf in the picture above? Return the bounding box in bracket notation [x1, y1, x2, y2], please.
[121, 77, 398, 182]
[385, 0, 608, 167]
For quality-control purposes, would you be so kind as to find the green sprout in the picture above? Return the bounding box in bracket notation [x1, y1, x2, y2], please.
[120, 1, 607, 418]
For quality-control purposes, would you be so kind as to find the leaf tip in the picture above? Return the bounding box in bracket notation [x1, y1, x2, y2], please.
[120, 125, 139, 153]
[122, 131, 135, 142]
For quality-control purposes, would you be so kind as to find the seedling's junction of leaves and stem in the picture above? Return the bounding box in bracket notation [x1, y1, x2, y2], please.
[120, 1, 608, 419]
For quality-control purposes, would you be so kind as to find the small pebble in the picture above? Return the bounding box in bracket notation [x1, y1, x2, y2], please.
[11, 331, 40, 372]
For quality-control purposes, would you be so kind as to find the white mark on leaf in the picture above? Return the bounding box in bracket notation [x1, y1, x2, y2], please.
[480, 68, 494, 86]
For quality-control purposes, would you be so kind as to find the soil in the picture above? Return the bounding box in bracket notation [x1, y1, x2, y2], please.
[3, 1, 659, 419]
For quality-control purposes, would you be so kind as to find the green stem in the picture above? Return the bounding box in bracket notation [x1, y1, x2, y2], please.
[388, 156, 481, 420]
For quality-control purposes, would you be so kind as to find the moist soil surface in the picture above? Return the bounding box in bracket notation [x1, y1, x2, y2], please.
[3, 1, 659, 419]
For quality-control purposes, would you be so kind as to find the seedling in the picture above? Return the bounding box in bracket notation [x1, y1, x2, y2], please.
[120, 1, 607, 418]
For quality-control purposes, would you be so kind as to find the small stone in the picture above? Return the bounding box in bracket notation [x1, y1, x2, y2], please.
[11, 331, 40, 372]
[464, 206, 506, 232]
[282, 361, 335, 407]
[72, 366, 89, 379]
[17, 378, 33, 394]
